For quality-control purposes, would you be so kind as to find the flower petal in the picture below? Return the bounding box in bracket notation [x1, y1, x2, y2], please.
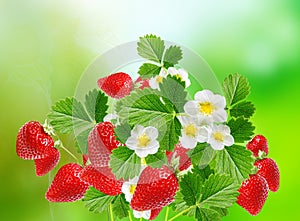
[194, 89, 214, 101]
[209, 139, 225, 150]
[144, 126, 158, 140]
[223, 135, 234, 146]
[212, 109, 228, 122]
[197, 127, 209, 142]
[180, 134, 197, 149]
[184, 101, 199, 116]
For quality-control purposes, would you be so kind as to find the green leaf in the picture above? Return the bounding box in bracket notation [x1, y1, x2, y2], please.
[85, 89, 108, 123]
[82, 187, 115, 213]
[180, 172, 204, 206]
[227, 117, 255, 143]
[145, 150, 167, 168]
[230, 101, 255, 119]
[116, 88, 181, 151]
[222, 73, 250, 106]
[200, 174, 239, 208]
[215, 145, 255, 183]
[48, 97, 91, 134]
[138, 63, 161, 79]
[159, 76, 187, 113]
[110, 146, 141, 180]
[192, 165, 214, 180]
[163, 45, 183, 68]
[75, 127, 93, 154]
[137, 34, 165, 63]
[188, 143, 216, 169]
[114, 123, 132, 144]
[112, 195, 129, 219]
[195, 207, 222, 221]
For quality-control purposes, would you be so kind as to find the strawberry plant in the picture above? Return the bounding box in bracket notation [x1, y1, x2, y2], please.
[16, 34, 280, 221]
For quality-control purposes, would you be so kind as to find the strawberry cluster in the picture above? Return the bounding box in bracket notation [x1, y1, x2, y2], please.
[237, 135, 280, 215]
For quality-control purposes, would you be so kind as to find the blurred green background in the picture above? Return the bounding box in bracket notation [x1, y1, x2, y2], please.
[1, 0, 299, 220]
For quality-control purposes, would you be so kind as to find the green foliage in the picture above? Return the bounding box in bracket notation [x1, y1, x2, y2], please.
[163, 45, 183, 68]
[230, 101, 255, 118]
[48, 89, 108, 154]
[137, 34, 165, 63]
[222, 73, 250, 106]
[138, 63, 161, 79]
[215, 145, 255, 183]
[188, 143, 216, 169]
[145, 149, 168, 168]
[112, 195, 129, 219]
[82, 187, 115, 213]
[110, 146, 141, 180]
[227, 117, 255, 143]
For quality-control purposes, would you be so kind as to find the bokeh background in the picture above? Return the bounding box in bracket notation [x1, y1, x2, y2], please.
[1, 0, 299, 220]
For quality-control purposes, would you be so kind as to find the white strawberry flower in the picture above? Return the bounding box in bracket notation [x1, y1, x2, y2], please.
[125, 125, 159, 158]
[103, 112, 119, 125]
[184, 89, 227, 123]
[133, 210, 151, 219]
[167, 67, 191, 87]
[178, 116, 208, 149]
[121, 176, 139, 203]
[207, 124, 234, 150]
[149, 68, 167, 90]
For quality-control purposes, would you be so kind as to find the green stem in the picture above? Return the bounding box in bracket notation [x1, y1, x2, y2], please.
[168, 206, 194, 221]
[59, 143, 79, 162]
[128, 211, 133, 221]
[140, 217, 143, 221]
[165, 207, 170, 221]
[109, 203, 114, 221]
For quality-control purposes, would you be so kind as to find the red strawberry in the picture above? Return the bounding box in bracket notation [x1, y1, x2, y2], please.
[246, 135, 269, 157]
[131, 166, 178, 211]
[16, 121, 54, 160]
[34, 147, 60, 176]
[98, 72, 133, 99]
[134, 76, 150, 90]
[237, 174, 269, 216]
[150, 207, 163, 220]
[82, 154, 89, 166]
[46, 163, 89, 202]
[167, 144, 191, 171]
[88, 122, 124, 167]
[80, 165, 123, 196]
[255, 158, 280, 192]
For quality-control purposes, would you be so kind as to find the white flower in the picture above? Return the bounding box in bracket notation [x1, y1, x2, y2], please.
[103, 112, 119, 125]
[121, 176, 139, 202]
[178, 116, 208, 149]
[125, 125, 159, 158]
[184, 89, 227, 123]
[149, 68, 167, 90]
[207, 124, 234, 150]
[133, 210, 151, 220]
[167, 67, 191, 87]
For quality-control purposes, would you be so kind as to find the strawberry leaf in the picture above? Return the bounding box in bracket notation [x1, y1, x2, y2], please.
[222, 73, 250, 106]
[195, 207, 222, 221]
[48, 89, 108, 154]
[114, 123, 132, 144]
[137, 34, 165, 63]
[180, 172, 204, 206]
[230, 101, 255, 118]
[110, 146, 141, 180]
[163, 45, 183, 68]
[82, 187, 115, 213]
[138, 63, 161, 79]
[200, 174, 239, 208]
[159, 76, 187, 113]
[215, 145, 255, 183]
[112, 195, 129, 219]
[115, 87, 182, 151]
[188, 143, 216, 169]
[145, 149, 168, 168]
[227, 117, 255, 143]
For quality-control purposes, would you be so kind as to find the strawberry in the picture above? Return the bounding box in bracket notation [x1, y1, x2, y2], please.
[149, 207, 163, 220]
[134, 76, 150, 90]
[80, 165, 123, 196]
[46, 163, 89, 202]
[246, 135, 269, 157]
[130, 165, 178, 211]
[237, 174, 269, 216]
[34, 147, 60, 176]
[88, 122, 124, 167]
[167, 144, 191, 171]
[16, 121, 54, 160]
[98, 72, 133, 99]
[255, 158, 280, 192]
[82, 154, 89, 166]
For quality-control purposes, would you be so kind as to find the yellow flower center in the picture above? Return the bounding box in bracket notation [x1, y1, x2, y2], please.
[213, 132, 224, 142]
[199, 102, 214, 115]
[129, 185, 136, 195]
[175, 73, 183, 80]
[184, 123, 197, 137]
[141, 157, 147, 165]
[156, 76, 163, 83]
[138, 133, 151, 147]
